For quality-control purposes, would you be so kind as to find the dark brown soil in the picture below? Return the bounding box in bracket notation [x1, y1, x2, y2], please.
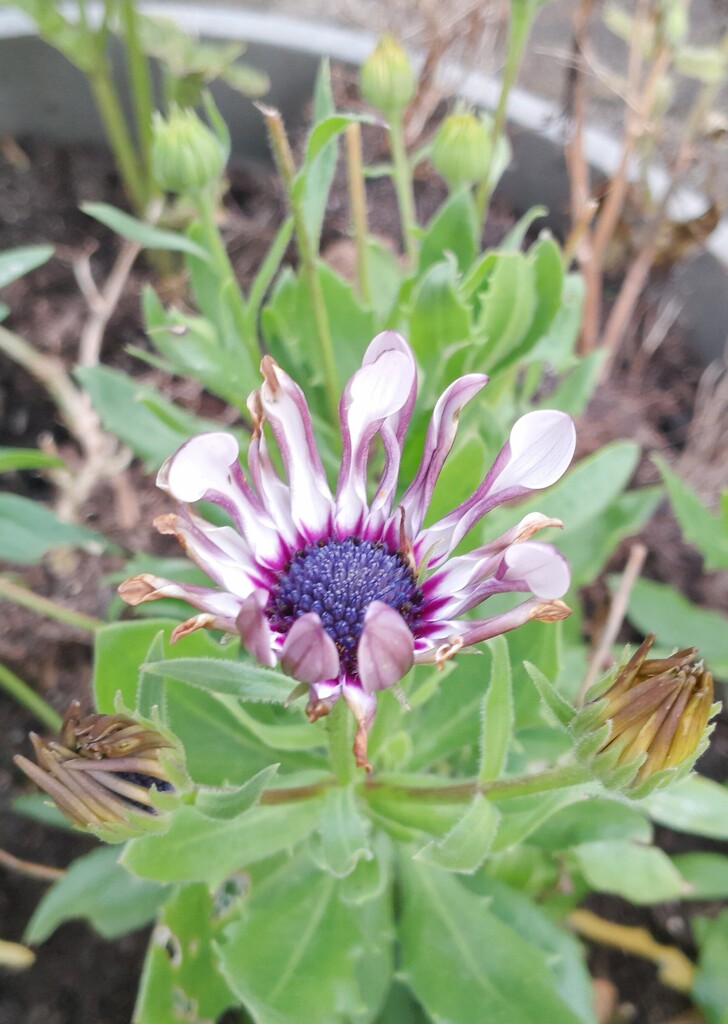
[1, 109, 727, 1024]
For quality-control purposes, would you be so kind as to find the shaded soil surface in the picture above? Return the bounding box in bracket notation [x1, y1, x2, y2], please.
[1, 97, 728, 1024]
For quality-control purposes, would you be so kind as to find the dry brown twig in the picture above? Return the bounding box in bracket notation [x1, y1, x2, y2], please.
[578, 541, 648, 704]
[565, 0, 726, 369]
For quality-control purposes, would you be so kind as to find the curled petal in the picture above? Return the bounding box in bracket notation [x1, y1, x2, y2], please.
[158, 433, 284, 566]
[336, 333, 417, 533]
[400, 373, 488, 534]
[419, 411, 576, 561]
[259, 357, 333, 538]
[499, 542, 571, 599]
[342, 683, 378, 772]
[280, 613, 341, 684]
[118, 574, 241, 628]
[236, 590, 276, 667]
[414, 597, 572, 663]
[154, 511, 264, 598]
[357, 601, 414, 694]
[494, 411, 576, 492]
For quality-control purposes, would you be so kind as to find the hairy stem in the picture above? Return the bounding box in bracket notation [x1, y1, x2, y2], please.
[389, 114, 418, 265]
[346, 122, 372, 304]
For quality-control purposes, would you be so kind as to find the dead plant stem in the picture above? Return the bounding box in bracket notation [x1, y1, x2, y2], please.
[578, 542, 647, 704]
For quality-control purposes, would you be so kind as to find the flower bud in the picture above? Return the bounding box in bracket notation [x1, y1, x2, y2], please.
[574, 635, 717, 796]
[15, 701, 187, 841]
[360, 34, 416, 116]
[151, 105, 226, 194]
[431, 111, 493, 189]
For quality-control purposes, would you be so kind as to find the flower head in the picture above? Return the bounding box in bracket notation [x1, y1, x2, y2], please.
[15, 702, 184, 841]
[360, 34, 416, 116]
[152, 104, 227, 194]
[120, 332, 575, 768]
[575, 634, 717, 795]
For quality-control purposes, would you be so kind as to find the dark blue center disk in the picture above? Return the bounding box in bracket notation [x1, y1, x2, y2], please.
[267, 537, 423, 676]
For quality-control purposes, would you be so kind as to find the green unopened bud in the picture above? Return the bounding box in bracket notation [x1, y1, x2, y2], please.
[360, 34, 416, 116]
[432, 111, 492, 189]
[574, 635, 718, 797]
[152, 105, 226, 193]
[15, 701, 187, 842]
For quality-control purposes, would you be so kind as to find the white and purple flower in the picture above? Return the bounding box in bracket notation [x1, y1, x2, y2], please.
[120, 332, 576, 768]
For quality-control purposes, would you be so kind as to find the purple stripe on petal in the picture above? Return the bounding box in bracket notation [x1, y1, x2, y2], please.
[118, 574, 241, 627]
[417, 411, 575, 562]
[341, 681, 378, 771]
[400, 373, 488, 535]
[259, 357, 333, 538]
[279, 613, 341, 684]
[336, 335, 417, 533]
[357, 601, 414, 694]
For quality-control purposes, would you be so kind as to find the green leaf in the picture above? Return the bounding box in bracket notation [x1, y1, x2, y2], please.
[524, 661, 576, 729]
[310, 785, 372, 877]
[414, 795, 500, 873]
[642, 775, 728, 839]
[25, 846, 170, 944]
[92, 618, 238, 712]
[123, 799, 325, 884]
[0, 446, 63, 473]
[0, 493, 108, 564]
[475, 251, 536, 369]
[624, 577, 728, 678]
[693, 910, 728, 1024]
[406, 656, 488, 772]
[81, 203, 208, 258]
[74, 364, 214, 470]
[479, 635, 513, 782]
[673, 853, 728, 900]
[408, 257, 471, 370]
[418, 189, 478, 275]
[567, 840, 687, 903]
[538, 351, 604, 417]
[0, 244, 54, 288]
[465, 874, 597, 1023]
[218, 852, 393, 1024]
[399, 857, 588, 1024]
[654, 455, 728, 570]
[133, 883, 237, 1024]
[528, 797, 652, 850]
[143, 656, 294, 703]
[195, 763, 280, 820]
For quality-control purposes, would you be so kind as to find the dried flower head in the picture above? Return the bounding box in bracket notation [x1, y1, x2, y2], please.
[575, 635, 718, 795]
[120, 332, 575, 769]
[15, 702, 183, 841]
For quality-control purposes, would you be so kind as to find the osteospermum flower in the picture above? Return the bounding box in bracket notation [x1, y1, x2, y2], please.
[120, 332, 575, 768]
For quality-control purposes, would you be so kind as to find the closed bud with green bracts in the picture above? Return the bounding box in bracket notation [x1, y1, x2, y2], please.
[360, 34, 416, 117]
[574, 635, 718, 797]
[151, 105, 226, 193]
[431, 111, 493, 189]
[15, 701, 187, 842]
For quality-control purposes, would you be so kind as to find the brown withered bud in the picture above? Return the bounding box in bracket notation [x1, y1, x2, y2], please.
[15, 702, 179, 837]
[578, 635, 717, 793]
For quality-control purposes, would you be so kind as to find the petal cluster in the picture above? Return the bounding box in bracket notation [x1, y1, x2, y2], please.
[120, 331, 575, 768]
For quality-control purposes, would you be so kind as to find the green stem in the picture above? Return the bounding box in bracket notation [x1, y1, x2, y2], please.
[261, 106, 339, 421]
[368, 764, 595, 804]
[0, 662, 62, 732]
[389, 114, 418, 265]
[326, 700, 356, 786]
[0, 578, 103, 634]
[345, 122, 372, 304]
[119, 0, 156, 198]
[475, 0, 538, 225]
[89, 63, 148, 211]
[193, 189, 260, 369]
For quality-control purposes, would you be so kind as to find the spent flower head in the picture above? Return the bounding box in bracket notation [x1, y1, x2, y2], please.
[15, 701, 185, 841]
[574, 634, 717, 796]
[120, 332, 576, 769]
